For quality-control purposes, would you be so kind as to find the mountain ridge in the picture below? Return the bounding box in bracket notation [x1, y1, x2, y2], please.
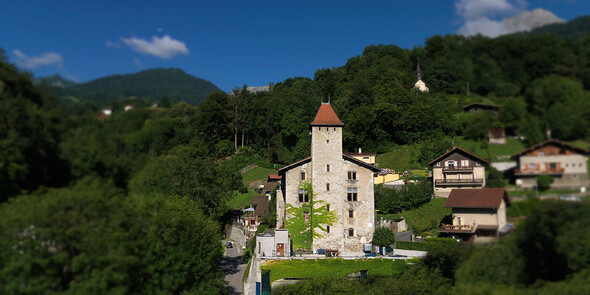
[38, 68, 221, 106]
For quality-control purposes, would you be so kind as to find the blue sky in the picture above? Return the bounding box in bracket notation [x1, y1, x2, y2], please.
[1, 0, 588, 92]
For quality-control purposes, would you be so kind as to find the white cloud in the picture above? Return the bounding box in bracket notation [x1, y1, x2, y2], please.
[121, 35, 189, 59]
[13, 50, 64, 69]
[456, 0, 565, 37]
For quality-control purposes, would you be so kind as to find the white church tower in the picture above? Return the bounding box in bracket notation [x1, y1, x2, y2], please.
[412, 59, 429, 92]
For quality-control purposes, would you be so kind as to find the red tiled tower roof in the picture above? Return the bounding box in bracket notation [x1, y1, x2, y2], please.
[311, 103, 344, 126]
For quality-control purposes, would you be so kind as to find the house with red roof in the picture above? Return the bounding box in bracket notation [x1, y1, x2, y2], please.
[511, 139, 589, 190]
[428, 147, 489, 197]
[439, 188, 511, 242]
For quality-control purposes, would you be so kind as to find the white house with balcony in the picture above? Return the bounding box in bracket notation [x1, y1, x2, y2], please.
[428, 147, 488, 198]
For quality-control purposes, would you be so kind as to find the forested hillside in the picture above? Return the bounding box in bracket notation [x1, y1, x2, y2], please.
[527, 15, 590, 41]
[1, 16, 590, 293]
[34, 74, 79, 88]
[54, 68, 221, 106]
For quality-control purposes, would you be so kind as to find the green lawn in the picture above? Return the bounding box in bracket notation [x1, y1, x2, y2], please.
[261, 259, 409, 282]
[376, 145, 420, 171]
[241, 166, 277, 186]
[451, 136, 526, 162]
[226, 188, 258, 210]
[378, 198, 450, 235]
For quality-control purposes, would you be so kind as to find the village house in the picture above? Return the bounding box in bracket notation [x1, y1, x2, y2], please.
[344, 151, 376, 165]
[276, 103, 380, 256]
[512, 139, 589, 190]
[255, 228, 291, 257]
[439, 188, 511, 243]
[428, 147, 488, 197]
[462, 102, 499, 117]
[242, 195, 270, 233]
[488, 128, 506, 145]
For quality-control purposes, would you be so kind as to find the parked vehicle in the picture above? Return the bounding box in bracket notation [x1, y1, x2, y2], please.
[225, 241, 233, 248]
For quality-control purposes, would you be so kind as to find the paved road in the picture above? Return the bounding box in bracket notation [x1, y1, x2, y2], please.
[219, 243, 247, 295]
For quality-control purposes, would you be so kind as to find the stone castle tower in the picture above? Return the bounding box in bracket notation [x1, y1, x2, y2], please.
[277, 103, 380, 255]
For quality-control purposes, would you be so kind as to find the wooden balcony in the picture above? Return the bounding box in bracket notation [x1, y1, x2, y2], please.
[439, 223, 476, 233]
[514, 168, 564, 176]
[443, 166, 473, 172]
[435, 178, 483, 185]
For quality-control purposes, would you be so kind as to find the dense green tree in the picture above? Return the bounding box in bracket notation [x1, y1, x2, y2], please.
[372, 227, 396, 247]
[486, 167, 506, 188]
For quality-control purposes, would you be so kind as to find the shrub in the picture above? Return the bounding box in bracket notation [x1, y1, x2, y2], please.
[373, 227, 396, 247]
[537, 175, 554, 191]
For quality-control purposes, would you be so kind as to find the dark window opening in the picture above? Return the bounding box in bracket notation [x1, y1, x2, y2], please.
[348, 228, 354, 236]
[300, 172, 306, 181]
[349, 209, 354, 218]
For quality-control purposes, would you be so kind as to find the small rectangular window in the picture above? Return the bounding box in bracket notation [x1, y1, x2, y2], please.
[298, 189, 309, 203]
[349, 210, 354, 218]
[326, 140, 329, 144]
[327, 225, 330, 233]
[326, 183, 330, 191]
[326, 164, 330, 172]
[300, 172, 306, 181]
[326, 204, 330, 211]
[347, 171, 357, 180]
[347, 187, 358, 201]
[348, 228, 354, 236]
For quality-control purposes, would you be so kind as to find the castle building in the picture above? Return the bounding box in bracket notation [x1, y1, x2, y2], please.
[276, 103, 380, 255]
[412, 60, 429, 92]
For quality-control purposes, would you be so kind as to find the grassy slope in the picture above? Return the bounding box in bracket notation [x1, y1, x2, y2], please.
[261, 259, 408, 282]
[241, 166, 277, 186]
[452, 136, 526, 162]
[378, 198, 450, 235]
[226, 188, 258, 210]
[375, 145, 419, 171]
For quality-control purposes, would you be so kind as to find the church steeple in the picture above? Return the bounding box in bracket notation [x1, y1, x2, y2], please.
[412, 58, 429, 92]
[416, 58, 422, 81]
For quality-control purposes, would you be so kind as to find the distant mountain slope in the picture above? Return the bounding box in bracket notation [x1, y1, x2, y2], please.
[34, 74, 79, 88]
[527, 15, 590, 41]
[58, 68, 221, 106]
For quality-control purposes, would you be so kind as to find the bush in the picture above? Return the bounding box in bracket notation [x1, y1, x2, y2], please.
[372, 227, 396, 247]
[537, 175, 554, 191]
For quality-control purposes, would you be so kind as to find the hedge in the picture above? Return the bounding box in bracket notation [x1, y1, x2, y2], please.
[396, 238, 458, 252]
